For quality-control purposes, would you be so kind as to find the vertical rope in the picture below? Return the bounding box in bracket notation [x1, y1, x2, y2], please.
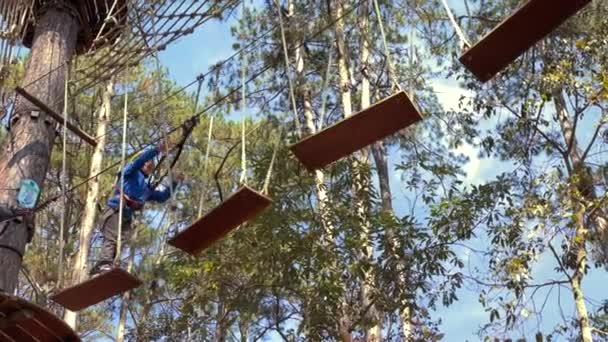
[115, 75, 129, 264]
[239, 0, 248, 186]
[262, 134, 279, 195]
[372, 0, 402, 92]
[274, 0, 301, 136]
[58, 62, 70, 287]
[197, 114, 213, 217]
[240, 119, 246, 184]
[440, 0, 471, 49]
[91, 0, 119, 48]
[319, 45, 333, 130]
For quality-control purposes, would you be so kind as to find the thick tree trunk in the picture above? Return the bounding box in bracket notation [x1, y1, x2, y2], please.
[0, 5, 79, 294]
[371, 142, 413, 338]
[371, 142, 391, 211]
[334, 0, 380, 339]
[358, 2, 381, 340]
[333, 2, 353, 341]
[295, 34, 333, 239]
[63, 80, 113, 328]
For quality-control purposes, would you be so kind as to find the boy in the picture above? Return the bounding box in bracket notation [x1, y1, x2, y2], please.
[91, 142, 184, 275]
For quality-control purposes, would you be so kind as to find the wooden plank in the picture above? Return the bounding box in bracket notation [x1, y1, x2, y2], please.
[168, 186, 272, 256]
[459, 0, 591, 83]
[0, 330, 16, 342]
[9, 319, 58, 342]
[290, 91, 422, 171]
[14, 87, 98, 147]
[0, 294, 80, 342]
[28, 310, 78, 342]
[0, 325, 33, 342]
[50, 268, 142, 311]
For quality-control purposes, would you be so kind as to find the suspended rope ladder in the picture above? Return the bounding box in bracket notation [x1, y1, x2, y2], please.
[168, 2, 273, 256]
[51, 72, 142, 312]
[289, 0, 422, 171]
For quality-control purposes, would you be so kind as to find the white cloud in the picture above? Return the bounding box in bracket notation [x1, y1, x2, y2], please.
[455, 142, 481, 184]
[432, 81, 472, 112]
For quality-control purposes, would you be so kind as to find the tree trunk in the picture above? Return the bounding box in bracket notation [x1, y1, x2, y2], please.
[239, 318, 249, 342]
[214, 301, 227, 342]
[358, 2, 381, 340]
[63, 79, 113, 328]
[553, 91, 594, 342]
[0, 5, 79, 294]
[335, 0, 375, 339]
[571, 207, 593, 342]
[371, 141, 413, 338]
[294, 24, 333, 240]
[371, 142, 392, 211]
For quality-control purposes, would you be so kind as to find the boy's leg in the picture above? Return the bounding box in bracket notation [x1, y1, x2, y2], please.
[94, 209, 132, 272]
[98, 208, 120, 265]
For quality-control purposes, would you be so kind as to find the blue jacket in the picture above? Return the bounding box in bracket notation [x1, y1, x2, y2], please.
[107, 146, 175, 220]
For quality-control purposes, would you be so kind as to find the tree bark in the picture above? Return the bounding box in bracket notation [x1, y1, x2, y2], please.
[63, 79, 113, 328]
[571, 206, 593, 342]
[214, 301, 227, 342]
[0, 5, 79, 294]
[555, 92, 608, 262]
[358, 2, 381, 340]
[294, 23, 333, 240]
[371, 141, 413, 338]
[239, 318, 249, 342]
[335, 0, 375, 339]
[553, 91, 594, 342]
[371, 142, 392, 211]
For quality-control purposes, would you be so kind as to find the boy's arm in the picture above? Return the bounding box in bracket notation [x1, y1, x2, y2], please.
[123, 145, 160, 175]
[148, 179, 179, 203]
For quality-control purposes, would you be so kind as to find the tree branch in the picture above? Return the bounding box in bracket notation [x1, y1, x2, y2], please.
[548, 242, 573, 283]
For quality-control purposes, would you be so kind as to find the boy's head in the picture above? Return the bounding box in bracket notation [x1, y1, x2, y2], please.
[142, 160, 155, 175]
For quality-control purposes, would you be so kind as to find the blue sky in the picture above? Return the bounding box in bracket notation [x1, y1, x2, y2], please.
[152, 3, 608, 342]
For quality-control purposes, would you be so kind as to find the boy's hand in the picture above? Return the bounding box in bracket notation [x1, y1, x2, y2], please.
[173, 171, 185, 182]
[158, 141, 169, 154]
[159, 140, 175, 154]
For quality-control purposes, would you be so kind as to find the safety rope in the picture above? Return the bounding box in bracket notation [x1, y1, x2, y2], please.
[274, 0, 301, 136]
[197, 111, 213, 218]
[239, 0, 248, 186]
[440, 0, 471, 49]
[115, 71, 129, 265]
[57, 62, 70, 287]
[151, 70, 200, 188]
[318, 45, 333, 130]
[90, 0, 120, 51]
[372, 0, 402, 92]
[24, 0, 370, 217]
[262, 132, 281, 195]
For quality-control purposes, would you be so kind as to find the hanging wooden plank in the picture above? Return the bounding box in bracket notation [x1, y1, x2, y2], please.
[0, 293, 81, 342]
[290, 91, 422, 171]
[168, 186, 272, 256]
[459, 0, 591, 83]
[14, 87, 98, 147]
[50, 268, 142, 311]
